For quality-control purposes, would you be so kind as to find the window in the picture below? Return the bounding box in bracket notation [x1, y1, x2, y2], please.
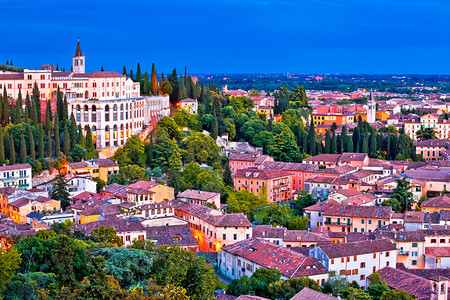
[105, 105, 110, 121]
[84, 105, 89, 122]
[373, 253, 376, 258]
[331, 259, 334, 265]
[223, 234, 226, 240]
[361, 262, 365, 268]
[76, 105, 81, 121]
[360, 275, 366, 281]
[368, 220, 372, 224]
[346, 270, 351, 275]
[373, 266, 376, 273]
[440, 239, 445, 243]
[339, 270, 345, 276]
[341, 258, 344, 263]
[386, 251, 390, 257]
[412, 243, 418, 247]
[352, 269, 358, 275]
[361, 219, 365, 224]
[113, 104, 117, 121]
[412, 260, 417, 266]
[353, 256, 357, 261]
[233, 234, 237, 240]
[431, 239, 437, 243]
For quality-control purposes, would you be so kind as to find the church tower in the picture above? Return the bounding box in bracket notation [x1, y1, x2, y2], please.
[72, 39, 85, 74]
[367, 89, 376, 123]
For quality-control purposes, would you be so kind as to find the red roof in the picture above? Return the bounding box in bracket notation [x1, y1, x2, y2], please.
[233, 168, 291, 180]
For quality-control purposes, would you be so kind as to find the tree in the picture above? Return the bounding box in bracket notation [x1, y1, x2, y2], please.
[91, 226, 122, 245]
[308, 118, 316, 156]
[28, 126, 36, 162]
[269, 124, 301, 162]
[178, 76, 186, 100]
[47, 129, 53, 157]
[129, 69, 134, 80]
[370, 130, 378, 157]
[31, 82, 41, 123]
[10, 133, 15, 164]
[109, 164, 148, 185]
[226, 189, 268, 220]
[0, 247, 22, 295]
[31, 97, 38, 127]
[14, 89, 22, 124]
[136, 63, 142, 83]
[122, 65, 127, 76]
[168, 68, 179, 104]
[45, 100, 52, 132]
[156, 116, 181, 141]
[0, 126, 4, 164]
[3, 86, 9, 126]
[20, 134, 27, 164]
[346, 287, 373, 300]
[151, 245, 217, 300]
[263, 204, 293, 227]
[54, 113, 60, 157]
[85, 125, 94, 152]
[150, 62, 158, 95]
[380, 290, 415, 300]
[153, 130, 183, 172]
[143, 71, 150, 94]
[52, 234, 76, 288]
[325, 130, 331, 154]
[160, 81, 173, 95]
[293, 191, 316, 214]
[416, 128, 436, 141]
[56, 86, 63, 122]
[181, 132, 220, 165]
[63, 123, 71, 156]
[223, 160, 233, 187]
[51, 174, 71, 210]
[290, 216, 309, 230]
[392, 178, 413, 212]
[269, 277, 320, 299]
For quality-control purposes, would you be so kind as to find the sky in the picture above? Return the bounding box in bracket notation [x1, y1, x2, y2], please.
[2, 0, 450, 74]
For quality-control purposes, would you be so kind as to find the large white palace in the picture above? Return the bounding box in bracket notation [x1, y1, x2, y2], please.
[0, 40, 170, 149]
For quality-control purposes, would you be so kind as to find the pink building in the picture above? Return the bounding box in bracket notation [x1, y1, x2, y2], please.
[229, 152, 273, 175]
[233, 168, 292, 202]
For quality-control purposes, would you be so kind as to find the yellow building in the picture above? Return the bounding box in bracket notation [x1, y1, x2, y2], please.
[257, 106, 274, 119]
[127, 180, 174, 203]
[67, 158, 119, 183]
[420, 195, 450, 214]
[8, 196, 60, 224]
[376, 111, 390, 121]
[312, 113, 354, 126]
[79, 204, 120, 224]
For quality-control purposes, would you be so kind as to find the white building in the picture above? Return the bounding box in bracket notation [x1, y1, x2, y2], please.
[312, 239, 397, 289]
[0, 164, 32, 189]
[425, 247, 450, 269]
[180, 98, 198, 114]
[219, 238, 329, 286]
[40, 213, 74, 226]
[366, 90, 376, 123]
[65, 176, 97, 197]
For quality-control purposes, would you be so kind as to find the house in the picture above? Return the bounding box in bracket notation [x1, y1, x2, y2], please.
[379, 267, 448, 300]
[67, 158, 119, 182]
[256, 106, 273, 119]
[0, 164, 32, 189]
[216, 136, 264, 158]
[79, 203, 120, 224]
[99, 183, 127, 200]
[69, 198, 109, 224]
[172, 199, 253, 252]
[403, 169, 450, 195]
[404, 114, 450, 141]
[177, 189, 221, 209]
[312, 239, 397, 289]
[180, 98, 198, 114]
[127, 180, 174, 203]
[134, 202, 174, 219]
[425, 247, 450, 269]
[145, 224, 199, 251]
[219, 238, 328, 285]
[421, 195, 450, 213]
[40, 213, 74, 226]
[263, 161, 318, 191]
[65, 176, 97, 197]
[73, 215, 146, 247]
[303, 153, 369, 169]
[229, 152, 273, 175]
[415, 139, 450, 161]
[253, 225, 332, 247]
[304, 201, 333, 228]
[322, 204, 392, 233]
[7, 196, 61, 224]
[233, 168, 292, 202]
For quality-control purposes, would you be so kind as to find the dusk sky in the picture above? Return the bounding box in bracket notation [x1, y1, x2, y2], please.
[3, 0, 450, 74]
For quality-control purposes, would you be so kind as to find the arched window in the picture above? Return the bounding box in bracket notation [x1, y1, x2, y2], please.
[113, 104, 118, 121]
[105, 105, 110, 122]
[120, 104, 124, 120]
[120, 124, 124, 142]
[84, 90, 89, 99]
[105, 125, 110, 147]
[76, 105, 81, 121]
[125, 103, 129, 120]
[113, 125, 118, 146]
[92, 105, 97, 122]
[84, 105, 89, 122]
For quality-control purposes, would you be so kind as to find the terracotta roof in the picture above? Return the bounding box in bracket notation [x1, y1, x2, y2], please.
[127, 180, 158, 190]
[322, 165, 357, 176]
[72, 71, 125, 78]
[177, 189, 219, 201]
[8, 197, 30, 208]
[180, 98, 197, 103]
[222, 238, 328, 278]
[80, 203, 120, 216]
[378, 267, 434, 300]
[303, 154, 340, 163]
[414, 139, 450, 147]
[318, 239, 396, 258]
[0, 73, 24, 80]
[127, 187, 155, 195]
[263, 161, 318, 172]
[72, 191, 101, 202]
[304, 202, 332, 212]
[425, 247, 450, 258]
[101, 183, 126, 194]
[136, 202, 173, 210]
[92, 158, 119, 167]
[68, 161, 88, 169]
[339, 153, 368, 162]
[291, 288, 338, 300]
[324, 204, 392, 219]
[378, 231, 426, 242]
[283, 230, 331, 243]
[0, 163, 31, 171]
[146, 224, 198, 247]
[253, 225, 286, 239]
[73, 216, 145, 235]
[421, 195, 450, 209]
[229, 153, 269, 164]
[330, 189, 362, 198]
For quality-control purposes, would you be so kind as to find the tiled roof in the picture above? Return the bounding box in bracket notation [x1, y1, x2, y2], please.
[8, 197, 30, 208]
[222, 238, 328, 278]
[127, 180, 158, 190]
[233, 168, 291, 180]
[177, 189, 219, 201]
[324, 204, 392, 219]
[92, 158, 119, 167]
[69, 199, 109, 211]
[339, 153, 368, 161]
[291, 288, 338, 300]
[0, 73, 23, 80]
[127, 187, 155, 195]
[322, 165, 357, 176]
[421, 195, 450, 208]
[330, 189, 362, 198]
[80, 203, 120, 216]
[253, 225, 286, 239]
[404, 169, 450, 182]
[414, 139, 450, 147]
[263, 161, 318, 172]
[378, 267, 433, 300]
[378, 230, 426, 242]
[180, 98, 197, 103]
[146, 224, 198, 247]
[72, 71, 125, 78]
[0, 163, 31, 171]
[283, 230, 331, 243]
[72, 191, 101, 202]
[101, 183, 126, 194]
[318, 239, 396, 258]
[304, 202, 331, 212]
[303, 154, 340, 163]
[68, 161, 88, 169]
[229, 152, 270, 164]
[425, 247, 450, 258]
[136, 202, 173, 210]
[73, 216, 145, 235]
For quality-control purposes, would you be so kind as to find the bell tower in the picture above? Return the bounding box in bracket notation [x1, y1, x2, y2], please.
[72, 39, 85, 74]
[367, 89, 376, 123]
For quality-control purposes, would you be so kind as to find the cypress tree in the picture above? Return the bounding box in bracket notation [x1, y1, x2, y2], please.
[0, 126, 4, 164]
[386, 134, 392, 160]
[337, 134, 342, 154]
[56, 63, 59, 71]
[122, 66, 127, 76]
[54, 114, 60, 157]
[268, 119, 273, 132]
[308, 119, 316, 156]
[29, 129, 36, 162]
[150, 63, 158, 95]
[78, 125, 85, 147]
[302, 130, 308, 154]
[143, 71, 150, 94]
[85, 125, 94, 152]
[20, 134, 26, 163]
[56, 86, 63, 121]
[362, 133, 369, 154]
[4, 131, 10, 161]
[185, 76, 192, 99]
[17, 88, 23, 109]
[331, 130, 337, 154]
[160, 73, 165, 85]
[32, 82, 41, 123]
[0, 93, 3, 127]
[45, 100, 52, 132]
[38, 125, 44, 159]
[31, 99, 38, 127]
[63, 123, 70, 156]
[10, 134, 15, 164]
[317, 141, 323, 154]
[178, 76, 186, 101]
[101, 66, 104, 72]
[369, 131, 378, 157]
[198, 81, 205, 104]
[63, 95, 68, 122]
[136, 63, 142, 83]
[324, 130, 331, 154]
[3, 86, 9, 126]
[47, 129, 53, 157]
[148, 131, 154, 166]
[70, 113, 77, 144]
[25, 92, 31, 120]
[341, 125, 348, 152]
[168, 68, 178, 105]
[24, 105, 29, 125]
[14, 89, 22, 124]
[347, 135, 354, 153]
[211, 115, 218, 140]
[129, 69, 134, 81]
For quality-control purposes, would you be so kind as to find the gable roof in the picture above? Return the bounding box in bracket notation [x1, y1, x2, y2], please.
[0, 163, 31, 172]
[233, 168, 291, 180]
[177, 189, 219, 201]
[291, 288, 338, 300]
[421, 194, 450, 209]
[318, 239, 396, 258]
[378, 267, 434, 300]
[324, 204, 392, 219]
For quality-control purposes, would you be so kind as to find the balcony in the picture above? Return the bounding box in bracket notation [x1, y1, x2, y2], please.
[324, 221, 352, 227]
[399, 251, 410, 256]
